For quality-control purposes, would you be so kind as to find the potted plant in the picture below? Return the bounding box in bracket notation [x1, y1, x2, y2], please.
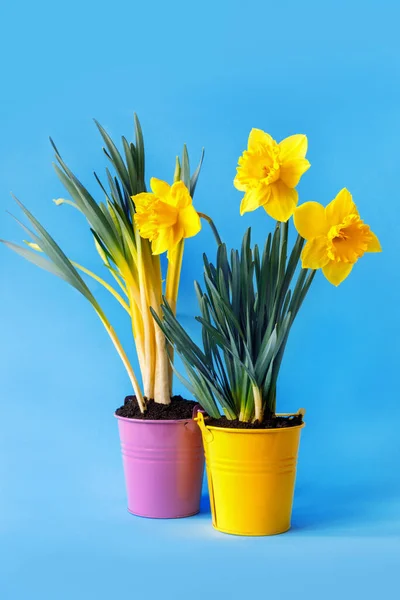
[153, 128, 382, 535]
[1, 116, 219, 519]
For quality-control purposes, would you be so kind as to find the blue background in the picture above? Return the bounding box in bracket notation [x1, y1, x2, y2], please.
[1, 0, 399, 598]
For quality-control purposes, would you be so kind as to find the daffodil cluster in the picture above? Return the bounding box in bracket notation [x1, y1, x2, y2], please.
[235, 128, 381, 285]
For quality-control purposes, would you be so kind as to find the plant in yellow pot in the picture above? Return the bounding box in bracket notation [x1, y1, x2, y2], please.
[1, 116, 219, 519]
[153, 129, 382, 535]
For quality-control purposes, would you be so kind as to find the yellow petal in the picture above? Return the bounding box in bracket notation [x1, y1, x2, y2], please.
[167, 241, 183, 263]
[294, 201, 329, 240]
[367, 231, 382, 253]
[280, 158, 311, 188]
[240, 185, 269, 215]
[248, 128, 274, 151]
[322, 261, 353, 286]
[263, 180, 298, 222]
[151, 229, 172, 255]
[234, 173, 247, 192]
[301, 236, 330, 269]
[325, 188, 359, 227]
[154, 201, 178, 228]
[279, 134, 308, 161]
[165, 181, 191, 209]
[150, 178, 170, 198]
[170, 223, 184, 247]
[179, 205, 201, 238]
[152, 223, 184, 255]
[132, 192, 155, 209]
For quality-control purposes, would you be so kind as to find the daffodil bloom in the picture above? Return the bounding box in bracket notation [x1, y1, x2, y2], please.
[234, 129, 311, 222]
[133, 178, 201, 255]
[294, 188, 381, 286]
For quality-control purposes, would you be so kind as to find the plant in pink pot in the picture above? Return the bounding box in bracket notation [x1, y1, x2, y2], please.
[1, 116, 219, 518]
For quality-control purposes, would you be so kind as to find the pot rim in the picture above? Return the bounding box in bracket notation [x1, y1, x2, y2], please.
[114, 413, 193, 425]
[202, 421, 305, 434]
[200, 412, 305, 434]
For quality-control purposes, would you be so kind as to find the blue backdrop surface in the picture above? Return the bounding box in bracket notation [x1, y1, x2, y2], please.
[0, 0, 399, 598]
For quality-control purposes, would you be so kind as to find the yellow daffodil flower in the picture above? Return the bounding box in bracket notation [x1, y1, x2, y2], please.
[234, 129, 311, 222]
[294, 188, 382, 286]
[133, 178, 201, 255]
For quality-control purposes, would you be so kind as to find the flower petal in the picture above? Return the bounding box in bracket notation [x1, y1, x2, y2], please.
[325, 188, 359, 227]
[167, 242, 183, 263]
[234, 172, 247, 191]
[294, 201, 329, 240]
[179, 205, 202, 238]
[248, 128, 274, 151]
[150, 178, 170, 198]
[322, 261, 353, 286]
[240, 185, 270, 215]
[367, 231, 382, 253]
[264, 180, 298, 222]
[280, 158, 311, 188]
[301, 236, 330, 269]
[166, 180, 191, 208]
[279, 134, 308, 161]
[170, 223, 184, 247]
[132, 192, 156, 209]
[151, 229, 172, 255]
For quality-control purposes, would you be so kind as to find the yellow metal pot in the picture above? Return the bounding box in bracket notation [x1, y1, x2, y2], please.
[196, 411, 305, 536]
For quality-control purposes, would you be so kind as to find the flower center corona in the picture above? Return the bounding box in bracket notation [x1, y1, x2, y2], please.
[327, 214, 373, 263]
[262, 163, 280, 184]
[135, 198, 178, 241]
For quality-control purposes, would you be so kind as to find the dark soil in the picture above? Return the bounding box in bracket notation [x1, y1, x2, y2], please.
[205, 414, 303, 429]
[115, 395, 199, 420]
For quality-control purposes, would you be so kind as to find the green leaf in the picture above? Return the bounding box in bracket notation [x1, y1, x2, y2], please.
[94, 120, 131, 194]
[0, 240, 71, 284]
[134, 114, 146, 191]
[181, 144, 190, 190]
[190, 148, 204, 197]
[122, 136, 138, 195]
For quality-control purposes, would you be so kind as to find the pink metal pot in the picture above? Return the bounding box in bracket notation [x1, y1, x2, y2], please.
[115, 411, 204, 518]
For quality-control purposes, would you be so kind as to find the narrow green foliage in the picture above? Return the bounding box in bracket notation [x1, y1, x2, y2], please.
[156, 224, 315, 422]
[2, 116, 206, 410]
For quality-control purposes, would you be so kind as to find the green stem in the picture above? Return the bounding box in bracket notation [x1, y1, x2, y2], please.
[198, 212, 223, 246]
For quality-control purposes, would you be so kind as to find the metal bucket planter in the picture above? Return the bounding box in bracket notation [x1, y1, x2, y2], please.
[116, 413, 204, 519]
[196, 411, 304, 535]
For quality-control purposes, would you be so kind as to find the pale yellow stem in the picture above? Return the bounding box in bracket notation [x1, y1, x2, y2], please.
[165, 240, 184, 315]
[150, 253, 170, 405]
[97, 312, 145, 412]
[135, 232, 156, 399]
[165, 240, 184, 395]
[126, 284, 146, 386]
[24, 240, 130, 314]
[252, 385, 263, 423]
[108, 269, 129, 297]
[70, 261, 130, 313]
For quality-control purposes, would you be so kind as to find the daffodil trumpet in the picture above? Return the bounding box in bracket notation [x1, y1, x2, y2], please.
[294, 188, 381, 286]
[235, 129, 311, 222]
[1, 116, 217, 413]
